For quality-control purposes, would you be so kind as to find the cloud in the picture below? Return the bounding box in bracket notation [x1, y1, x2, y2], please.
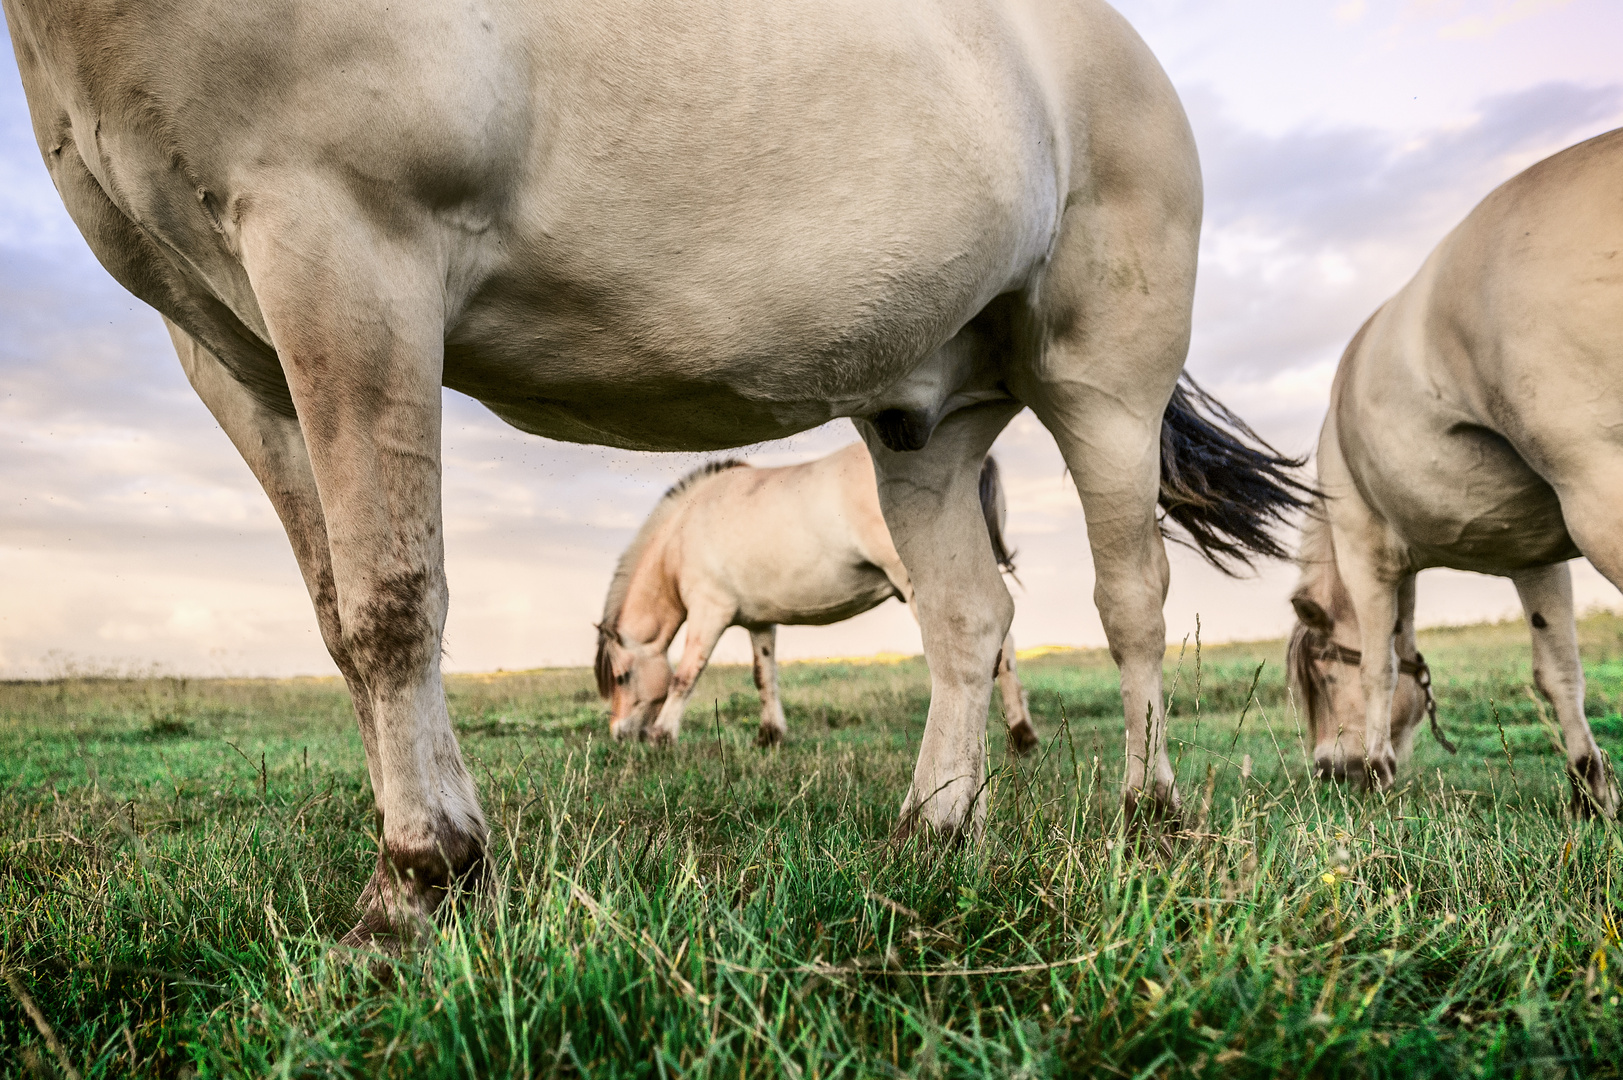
[1336, 0, 1371, 24]
[1, 23, 1618, 675]
[1180, 79, 1622, 446]
[1436, 0, 1576, 39]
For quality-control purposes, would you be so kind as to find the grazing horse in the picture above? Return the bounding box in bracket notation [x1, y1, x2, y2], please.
[596, 444, 1039, 751]
[5, 0, 1307, 945]
[1288, 128, 1623, 815]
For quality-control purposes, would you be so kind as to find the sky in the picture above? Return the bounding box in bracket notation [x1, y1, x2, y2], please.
[2, 0, 1621, 677]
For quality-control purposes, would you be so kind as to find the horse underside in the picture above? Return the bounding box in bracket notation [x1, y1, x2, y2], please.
[8, 0, 1332, 948]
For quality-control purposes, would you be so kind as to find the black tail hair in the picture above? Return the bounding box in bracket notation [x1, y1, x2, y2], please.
[1159, 373, 1315, 574]
[978, 455, 1017, 576]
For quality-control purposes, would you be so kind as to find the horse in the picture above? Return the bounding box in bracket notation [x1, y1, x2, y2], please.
[1287, 128, 1623, 816]
[596, 444, 1040, 752]
[5, 0, 1308, 945]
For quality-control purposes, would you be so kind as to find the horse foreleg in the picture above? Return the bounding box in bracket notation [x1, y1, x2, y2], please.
[647, 605, 732, 745]
[1325, 509, 1405, 791]
[996, 632, 1038, 755]
[1512, 563, 1614, 817]
[750, 626, 788, 747]
[863, 401, 1020, 843]
[239, 199, 484, 946]
[167, 322, 386, 813]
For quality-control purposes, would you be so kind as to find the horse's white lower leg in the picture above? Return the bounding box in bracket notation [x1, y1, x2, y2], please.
[996, 632, 1038, 754]
[1038, 398, 1178, 820]
[241, 201, 485, 941]
[750, 625, 788, 747]
[648, 607, 731, 744]
[1513, 563, 1614, 816]
[865, 402, 1020, 842]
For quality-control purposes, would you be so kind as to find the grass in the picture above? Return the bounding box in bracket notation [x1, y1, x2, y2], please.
[4, 614, 1623, 1078]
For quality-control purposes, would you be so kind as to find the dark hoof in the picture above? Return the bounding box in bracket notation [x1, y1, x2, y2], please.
[754, 724, 785, 748]
[1123, 786, 1182, 833]
[1006, 721, 1040, 756]
[1568, 755, 1614, 818]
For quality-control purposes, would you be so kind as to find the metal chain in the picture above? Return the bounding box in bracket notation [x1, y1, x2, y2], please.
[1308, 634, 1457, 755]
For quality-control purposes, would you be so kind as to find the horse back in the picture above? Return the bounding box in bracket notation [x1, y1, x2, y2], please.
[1330, 130, 1623, 571]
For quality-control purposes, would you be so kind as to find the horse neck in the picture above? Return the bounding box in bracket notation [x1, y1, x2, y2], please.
[617, 526, 686, 648]
[1294, 507, 1360, 641]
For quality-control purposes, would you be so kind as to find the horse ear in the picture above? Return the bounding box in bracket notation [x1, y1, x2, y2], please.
[1291, 595, 1333, 633]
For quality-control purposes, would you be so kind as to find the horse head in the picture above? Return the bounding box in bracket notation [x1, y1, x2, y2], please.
[595, 623, 673, 741]
[1287, 510, 1427, 786]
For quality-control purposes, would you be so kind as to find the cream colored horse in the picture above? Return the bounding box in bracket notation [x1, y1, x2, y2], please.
[597, 443, 1038, 751]
[1288, 129, 1623, 815]
[7, 0, 1308, 944]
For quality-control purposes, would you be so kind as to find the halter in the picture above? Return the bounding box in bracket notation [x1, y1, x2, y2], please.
[1307, 635, 1458, 754]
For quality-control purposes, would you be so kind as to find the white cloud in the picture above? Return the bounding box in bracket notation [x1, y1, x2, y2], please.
[1436, 0, 1576, 39]
[1336, 0, 1370, 25]
[1, 7, 1619, 676]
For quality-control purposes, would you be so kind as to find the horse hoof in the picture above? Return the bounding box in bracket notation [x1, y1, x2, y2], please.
[1006, 721, 1040, 756]
[648, 726, 679, 747]
[1568, 756, 1615, 819]
[891, 789, 983, 848]
[754, 725, 785, 748]
[1123, 786, 1182, 832]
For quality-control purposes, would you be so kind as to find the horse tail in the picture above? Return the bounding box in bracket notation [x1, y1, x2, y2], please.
[978, 455, 1017, 576]
[1158, 373, 1316, 574]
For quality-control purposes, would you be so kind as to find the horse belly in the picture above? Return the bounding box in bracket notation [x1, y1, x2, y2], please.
[444, 0, 1061, 449]
[733, 565, 900, 628]
[1366, 422, 1579, 573]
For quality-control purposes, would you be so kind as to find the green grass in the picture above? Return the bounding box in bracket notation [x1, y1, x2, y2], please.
[5, 614, 1623, 1078]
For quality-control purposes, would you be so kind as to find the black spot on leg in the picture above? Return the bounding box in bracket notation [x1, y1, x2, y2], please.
[1532, 612, 1548, 629]
[382, 811, 488, 904]
[761, 646, 770, 657]
[1393, 620, 1402, 635]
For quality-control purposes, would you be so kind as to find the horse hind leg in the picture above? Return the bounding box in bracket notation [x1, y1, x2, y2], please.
[863, 400, 1022, 842]
[1512, 563, 1615, 818]
[1545, 468, 1623, 815]
[750, 625, 788, 747]
[997, 632, 1039, 755]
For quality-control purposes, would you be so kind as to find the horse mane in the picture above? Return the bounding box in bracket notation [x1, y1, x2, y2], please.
[595, 459, 749, 697]
[1286, 502, 1336, 741]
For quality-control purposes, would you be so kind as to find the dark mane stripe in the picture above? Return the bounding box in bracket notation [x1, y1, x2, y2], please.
[1287, 621, 1327, 744]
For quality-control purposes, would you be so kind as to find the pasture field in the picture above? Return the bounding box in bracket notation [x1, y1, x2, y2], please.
[5, 615, 1623, 1078]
